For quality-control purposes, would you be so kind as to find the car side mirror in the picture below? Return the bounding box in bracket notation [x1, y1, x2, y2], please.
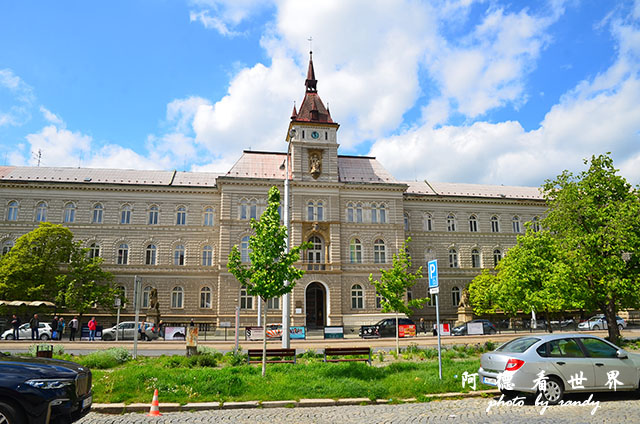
[616, 349, 628, 359]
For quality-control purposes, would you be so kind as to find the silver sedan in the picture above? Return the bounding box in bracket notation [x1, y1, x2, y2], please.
[478, 334, 640, 404]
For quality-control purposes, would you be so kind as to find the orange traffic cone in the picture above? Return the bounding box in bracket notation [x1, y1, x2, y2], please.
[147, 389, 162, 416]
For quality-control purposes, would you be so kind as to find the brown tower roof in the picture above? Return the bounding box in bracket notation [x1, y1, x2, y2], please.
[292, 52, 334, 124]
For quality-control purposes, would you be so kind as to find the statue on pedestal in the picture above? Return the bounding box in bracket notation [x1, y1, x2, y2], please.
[147, 287, 161, 324]
[456, 287, 474, 326]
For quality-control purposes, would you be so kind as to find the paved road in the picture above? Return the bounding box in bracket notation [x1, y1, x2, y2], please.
[77, 393, 640, 423]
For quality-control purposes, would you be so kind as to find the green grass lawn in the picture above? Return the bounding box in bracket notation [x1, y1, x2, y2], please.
[91, 357, 486, 404]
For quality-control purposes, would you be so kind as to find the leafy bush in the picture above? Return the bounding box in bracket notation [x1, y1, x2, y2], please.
[297, 349, 323, 360]
[223, 348, 247, 366]
[197, 346, 224, 360]
[79, 347, 131, 369]
[189, 354, 217, 368]
[484, 341, 496, 351]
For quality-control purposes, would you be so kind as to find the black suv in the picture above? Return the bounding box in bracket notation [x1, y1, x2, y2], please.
[0, 352, 92, 424]
[359, 318, 416, 338]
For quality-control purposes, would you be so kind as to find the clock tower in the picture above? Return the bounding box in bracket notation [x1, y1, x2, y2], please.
[287, 52, 340, 182]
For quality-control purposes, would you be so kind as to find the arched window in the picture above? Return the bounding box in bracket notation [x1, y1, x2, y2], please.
[355, 203, 363, 223]
[531, 216, 540, 232]
[404, 213, 410, 231]
[349, 238, 362, 264]
[200, 287, 212, 308]
[249, 199, 257, 220]
[452, 287, 461, 307]
[307, 236, 325, 270]
[469, 215, 478, 232]
[241, 236, 251, 263]
[351, 284, 364, 309]
[148, 205, 159, 225]
[142, 286, 152, 308]
[36, 201, 48, 222]
[448, 248, 458, 268]
[240, 199, 248, 220]
[2, 240, 14, 256]
[490, 216, 500, 233]
[7, 201, 18, 221]
[171, 286, 184, 308]
[373, 239, 386, 264]
[174, 245, 185, 266]
[512, 216, 521, 233]
[203, 207, 214, 226]
[493, 249, 502, 267]
[63, 202, 76, 223]
[424, 213, 433, 231]
[176, 206, 187, 226]
[202, 245, 213, 266]
[89, 243, 100, 259]
[145, 244, 157, 265]
[346, 202, 355, 222]
[372, 203, 386, 223]
[117, 244, 129, 265]
[471, 249, 481, 268]
[120, 204, 131, 224]
[92, 203, 103, 224]
[240, 285, 253, 309]
[446, 213, 456, 232]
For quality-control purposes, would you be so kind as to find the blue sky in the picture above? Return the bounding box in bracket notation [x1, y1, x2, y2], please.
[1, 0, 639, 187]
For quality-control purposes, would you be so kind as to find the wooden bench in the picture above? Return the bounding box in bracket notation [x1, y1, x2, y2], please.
[247, 348, 297, 364]
[324, 347, 372, 365]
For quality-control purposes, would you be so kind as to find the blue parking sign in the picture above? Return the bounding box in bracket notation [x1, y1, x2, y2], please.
[428, 260, 438, 288]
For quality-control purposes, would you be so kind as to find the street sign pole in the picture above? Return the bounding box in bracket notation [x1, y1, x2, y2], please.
[428, 260, 442, 380]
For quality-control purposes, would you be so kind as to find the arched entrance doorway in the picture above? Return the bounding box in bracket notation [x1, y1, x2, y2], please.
[306, 282, 326, 329]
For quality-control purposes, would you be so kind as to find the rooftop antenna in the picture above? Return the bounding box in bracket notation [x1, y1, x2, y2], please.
[34, 149, 42, 167]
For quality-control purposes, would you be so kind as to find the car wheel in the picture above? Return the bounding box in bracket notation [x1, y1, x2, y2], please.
[539, 376, 564, 405]
[0, 401, 25, 424]
[618, 324, 623, 331]
[489, 329, 497, 335]
[592, 325, 600, 331]
[102, 334, 113, 341]
[5, 335, 14, 340]
[40, 334, 50, 340]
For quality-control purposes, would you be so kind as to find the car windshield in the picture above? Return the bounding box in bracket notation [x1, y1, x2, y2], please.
[495, 337, 540, 353]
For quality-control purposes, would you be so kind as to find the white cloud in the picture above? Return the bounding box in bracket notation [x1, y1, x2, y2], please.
[189, 0, 271, 36]
[0, 68, 34, 127]
[24, 125, 92, 167]
[39, 106, 64, 126]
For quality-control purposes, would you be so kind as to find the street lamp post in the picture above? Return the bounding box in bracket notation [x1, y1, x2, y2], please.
[282, 129, 294, 349]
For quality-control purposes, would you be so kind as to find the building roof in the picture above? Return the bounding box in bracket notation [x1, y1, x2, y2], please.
[404, 180, 544, 200]
[226, 151, 288, 179]
[291, 52, 334, 124]
[337, 156, 399, 184]
[0, 166, 222, 187]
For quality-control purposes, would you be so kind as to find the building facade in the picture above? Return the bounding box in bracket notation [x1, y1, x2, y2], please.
[0, 55, 546, 328]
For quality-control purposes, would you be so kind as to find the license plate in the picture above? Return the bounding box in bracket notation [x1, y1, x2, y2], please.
[82, 395, 92, 409]
[483, 377, 497, 386]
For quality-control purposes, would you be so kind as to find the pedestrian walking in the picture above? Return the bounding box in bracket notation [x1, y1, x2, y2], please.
[58, 317, 66, 340]
[139, 321, 147, 341]
[88, 317, 97, 341]
[69, 316, 79, 341]
[189, 319, 195, 327]
[29, 314, 40, 340]
[419, 318, 426, 335]
[51, 316, 59, 341]
[11, 314, 21, 340]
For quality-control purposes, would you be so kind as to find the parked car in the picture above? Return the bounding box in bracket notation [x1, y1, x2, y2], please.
[359, 318, 416, 338]
[578, 315, 626, 331]
[452, 319, 497, 336]
[1, 322, 52, 340]
[0, 351, 92, 423]
[478, 334, 640, 404]
[101, 321, 158, 341]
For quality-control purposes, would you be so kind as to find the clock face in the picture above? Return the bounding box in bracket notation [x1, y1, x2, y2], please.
[311, 131, 320, 139]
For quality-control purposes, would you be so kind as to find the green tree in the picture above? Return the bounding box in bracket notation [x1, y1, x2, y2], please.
[0, 223, 74, 301]
[56, 244, 117, 321]
[541, 153, 640, 344]
[369, 238, 426, 356]
[227, 186, 310, 377]
[492, 230, 575, 331]
[468, 270, 500, 316]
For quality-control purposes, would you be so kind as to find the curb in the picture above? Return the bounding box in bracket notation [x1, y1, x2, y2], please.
[91, 390, 500, 414]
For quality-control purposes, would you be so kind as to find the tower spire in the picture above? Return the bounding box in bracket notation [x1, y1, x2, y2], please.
[305, 51, 317, 93]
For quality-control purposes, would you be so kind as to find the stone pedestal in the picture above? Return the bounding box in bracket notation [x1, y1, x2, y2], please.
[456, 306, 474, 327]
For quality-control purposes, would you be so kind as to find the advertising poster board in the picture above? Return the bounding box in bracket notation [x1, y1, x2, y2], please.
[467, 322, 484, 335]
[186, 327, 198, 347]
[80, 325, 103, 341]
[324, 326, 344, 339]
[245, 326, 264, 341]
[398, 324, 416, 338]
[439, 323, 451, 336]
[165, 326, 186, 340]
[289, 326, 306, 339]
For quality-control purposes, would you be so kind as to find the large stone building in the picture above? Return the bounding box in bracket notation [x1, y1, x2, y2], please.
[0, 55, 546, 329]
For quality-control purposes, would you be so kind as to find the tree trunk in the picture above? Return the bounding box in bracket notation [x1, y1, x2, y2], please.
[261, 299, 268, 377]
[395, 313, 400, 356]
[545, 310, 553, 333]
[604, 299, 620, 345]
